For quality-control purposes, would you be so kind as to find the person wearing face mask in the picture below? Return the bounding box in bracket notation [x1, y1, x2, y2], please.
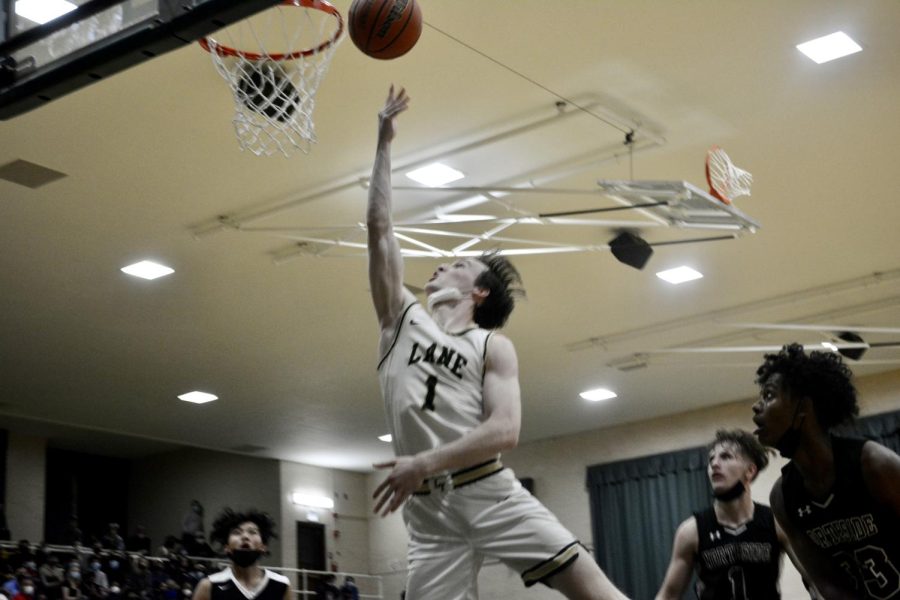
[39, 556, 65, 600]
[191, 509, 289, 600]
[11, 577, 35, 600]
[753, 343, 900, 599]
[62, 568, 82, 600]
[656, 430, 811, 600]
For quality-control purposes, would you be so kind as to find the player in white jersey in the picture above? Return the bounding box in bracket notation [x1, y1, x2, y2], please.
[192, 509, 290, 600]
[367, 85, 629, 600]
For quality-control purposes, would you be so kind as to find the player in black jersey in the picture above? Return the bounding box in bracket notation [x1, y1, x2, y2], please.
[656, 429, 803, 600]
[753, 343, 900, 599]
[192, 509, 291, 600]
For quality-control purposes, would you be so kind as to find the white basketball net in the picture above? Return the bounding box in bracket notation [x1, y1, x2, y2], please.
[707, 146, 753, 202]
[203, 2, 343, 157]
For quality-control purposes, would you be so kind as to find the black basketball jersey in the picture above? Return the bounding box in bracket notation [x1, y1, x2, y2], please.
[693, 503, 782, 600]
[208, 568, 289, 600]
[781, 436, 900, 599]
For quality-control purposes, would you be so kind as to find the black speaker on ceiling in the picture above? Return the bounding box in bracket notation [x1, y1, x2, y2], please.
[837, 331, 867, 361]
[609, 231, 653, 270]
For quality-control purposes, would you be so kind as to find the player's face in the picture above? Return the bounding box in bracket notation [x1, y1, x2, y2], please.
[226, 521, 266, 553]
[707, 442, 752, 492]
[424, 258, 488, 296]
[752, 373, 795, 447]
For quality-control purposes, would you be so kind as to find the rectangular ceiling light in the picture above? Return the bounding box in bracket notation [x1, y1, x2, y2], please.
[15, 0, 77, 24]
[378, 434, 393, 442]
[580, 388, 617, 402]
[291, 493, 334, 509]
[656, 266, 703, 285]
[796, 31, 862, 64]
[121, 260, 174, 280]
[406, 163, 465, 187]
[178, 391, 218, 404]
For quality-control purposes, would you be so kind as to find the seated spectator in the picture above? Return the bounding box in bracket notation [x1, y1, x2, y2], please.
[10, 542, 33, 571]
[62, 570, 83, 600]
[156, 539, 177, 560]
[85, 561, 108, 600]
[314, 575, 339, 600]
[340, 576, 359, 600]
[2, 573, 19, 599]
[125, 529, 150, 556]
[38, 556, 64, 600]
[11, 577, 35, 600]
[102, 526, 124, 553]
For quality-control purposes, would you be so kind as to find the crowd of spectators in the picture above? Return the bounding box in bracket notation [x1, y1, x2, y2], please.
[1, 533, 218, 600]
[1, 502, 362, 600]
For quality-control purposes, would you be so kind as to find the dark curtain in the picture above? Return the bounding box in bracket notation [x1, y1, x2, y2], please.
[839, 409, 900, 453]
[587, 445, 710, 599]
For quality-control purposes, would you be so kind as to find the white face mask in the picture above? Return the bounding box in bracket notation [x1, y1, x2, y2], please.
[426, 287, 464, 311]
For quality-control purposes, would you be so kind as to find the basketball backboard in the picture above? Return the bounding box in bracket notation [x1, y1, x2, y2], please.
[0, 0, 283, 119]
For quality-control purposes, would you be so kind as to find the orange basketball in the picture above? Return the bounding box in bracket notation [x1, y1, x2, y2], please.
[348, 0, 422, 60]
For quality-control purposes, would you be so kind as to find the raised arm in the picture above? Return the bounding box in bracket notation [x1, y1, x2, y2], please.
[372, 333, 522, 516]
[367, 85, 414, 331]
[655, 517, 697, 600]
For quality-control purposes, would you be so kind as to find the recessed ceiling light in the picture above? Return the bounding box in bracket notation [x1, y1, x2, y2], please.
[121, 260, 174, 280]
[178, 391, 218, 404]
[378, 434, 393, 442]
[580, 388, 617, 402]
[656, 266, 703, 285]
[796, 31, 862, 64]
[406, 163, 465, 187]
[15, 0, 76, 24]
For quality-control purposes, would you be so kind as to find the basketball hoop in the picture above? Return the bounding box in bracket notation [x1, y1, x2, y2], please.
[705, 145, 753, 205]
[199, 0, 344, 157]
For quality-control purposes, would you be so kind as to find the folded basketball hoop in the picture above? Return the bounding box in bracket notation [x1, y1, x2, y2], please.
[199, 0, 344, 157]
[706, 145, 753, 205]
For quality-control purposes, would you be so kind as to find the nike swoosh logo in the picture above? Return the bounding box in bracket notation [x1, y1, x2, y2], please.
[410, 319, 420, 325]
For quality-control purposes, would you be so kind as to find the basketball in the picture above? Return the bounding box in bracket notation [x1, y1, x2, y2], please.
[348, 0, 422, 60]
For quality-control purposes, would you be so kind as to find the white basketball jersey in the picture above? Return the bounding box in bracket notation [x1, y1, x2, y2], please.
[378, 301, 493, 458]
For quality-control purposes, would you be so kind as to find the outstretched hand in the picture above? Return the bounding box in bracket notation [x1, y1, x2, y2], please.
[372, 455, 426, 517]
[378, 85, 410, 144]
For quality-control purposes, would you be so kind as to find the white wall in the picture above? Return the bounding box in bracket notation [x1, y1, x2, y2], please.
[129, 447, 282, 564]
[278, 461, 370, 592]
[369, 368, 900, 600]
[5, 432, 46, 542]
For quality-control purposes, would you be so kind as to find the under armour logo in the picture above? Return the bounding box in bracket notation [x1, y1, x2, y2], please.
[798, 505, 812, 517]
[710, 530, 721, 541]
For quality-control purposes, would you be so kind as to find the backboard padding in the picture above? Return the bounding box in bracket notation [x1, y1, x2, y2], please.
[0, 0, 283, 119]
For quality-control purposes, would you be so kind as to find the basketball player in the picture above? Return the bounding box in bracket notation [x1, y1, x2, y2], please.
[366, 85, 629, 600]
[191, 509, 290, 600]
[656, 429, 802, 600]
[753, 343, 900, 599]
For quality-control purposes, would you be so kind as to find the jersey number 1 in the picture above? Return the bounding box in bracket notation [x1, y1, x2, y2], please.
[422, 375, 438, 411]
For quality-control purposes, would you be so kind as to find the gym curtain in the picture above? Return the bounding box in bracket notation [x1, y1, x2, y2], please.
[586, 445, 710, 599]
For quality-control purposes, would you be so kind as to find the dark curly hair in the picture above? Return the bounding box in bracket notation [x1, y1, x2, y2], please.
[709, 429, 773, 481]
[755, 343, 859, 430]
[210, 508, 277, 545]
[473, 251, 525, 329]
